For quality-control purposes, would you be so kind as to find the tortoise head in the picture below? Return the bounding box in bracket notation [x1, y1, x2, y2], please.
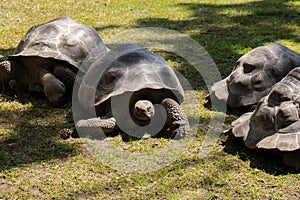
[210, 43, 300, 109]
[133, 100, 154, 121]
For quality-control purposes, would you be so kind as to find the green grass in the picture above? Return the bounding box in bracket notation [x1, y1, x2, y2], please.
[0, 0, 300, 199]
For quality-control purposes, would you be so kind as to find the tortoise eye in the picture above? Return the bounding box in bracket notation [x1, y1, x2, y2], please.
[243, 63, 256, 73]
[104, 67, 122, 84]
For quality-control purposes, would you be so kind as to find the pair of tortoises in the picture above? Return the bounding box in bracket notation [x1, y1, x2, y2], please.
[0, 17, 189, 139]
[209, 43, 300, 169]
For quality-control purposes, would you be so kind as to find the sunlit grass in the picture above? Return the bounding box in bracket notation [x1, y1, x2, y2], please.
[0, 0, 299, 199]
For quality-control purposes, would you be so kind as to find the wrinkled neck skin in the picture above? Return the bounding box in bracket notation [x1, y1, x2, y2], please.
[109, 92, 155, 126]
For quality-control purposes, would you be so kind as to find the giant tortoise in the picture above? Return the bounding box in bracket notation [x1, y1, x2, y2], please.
[74, 44, 189, 139]
[209, 43, 300, 112]
[232, 67, 300, 169]
[0, 16, 108, 106]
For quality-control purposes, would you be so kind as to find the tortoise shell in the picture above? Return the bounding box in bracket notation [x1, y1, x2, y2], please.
[9, 16, 107, 71]
[77, 43, 184, 116]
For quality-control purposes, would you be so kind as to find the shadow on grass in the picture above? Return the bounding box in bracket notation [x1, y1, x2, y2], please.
[136, 0, 300, 77]
[222, 132, 297, 175]
[0, 47, 79, 171]
[94, 25, 120, 32]
[0, 48, 15, 57]
[0, 93, 78, 172]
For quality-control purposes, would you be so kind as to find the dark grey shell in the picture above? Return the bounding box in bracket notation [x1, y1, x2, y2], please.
[9, 17, 107, 70]
[77, 44, 184, 115]
[210, 43, 300, 110]
[232, 67, 300, 168]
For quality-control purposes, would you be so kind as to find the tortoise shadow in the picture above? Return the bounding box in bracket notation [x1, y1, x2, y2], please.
[0, 47, 78, 171]
[0, 48, 14, 56]
[0, 92, 78, 172]
[94, 25, 120, 32]
[222, 131, 297, 175]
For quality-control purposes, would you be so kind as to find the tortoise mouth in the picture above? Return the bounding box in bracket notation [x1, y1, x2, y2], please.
[132, 118, 152, 126]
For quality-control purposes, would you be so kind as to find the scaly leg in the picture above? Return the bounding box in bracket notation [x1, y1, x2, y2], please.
[0, 60, 31, 90]
[53, 64, 76, 95]
[76, 116, 118, 139]
[160, 98, 189, 139]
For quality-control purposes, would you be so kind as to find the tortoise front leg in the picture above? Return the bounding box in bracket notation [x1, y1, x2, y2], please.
[0, 60, 25, 83]
[75, 116, 118, 138]
[160, 98, 189, 139]
[0, 60, 11, 83]
[53, 64, 76, 95]
[0, 60, 32, 91]
[38, 68, 66, 106]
